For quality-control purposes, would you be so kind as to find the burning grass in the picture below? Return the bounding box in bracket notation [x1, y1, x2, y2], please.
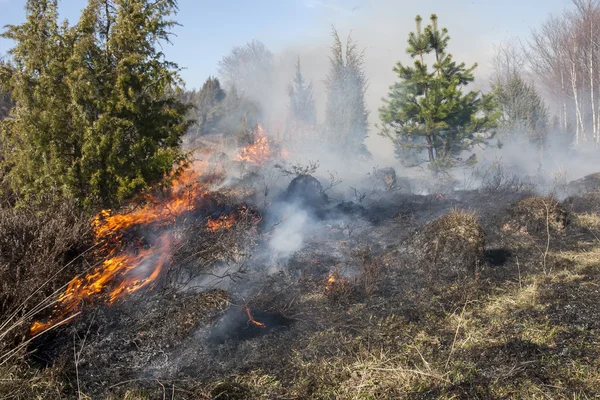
[4, 143, 600, 399]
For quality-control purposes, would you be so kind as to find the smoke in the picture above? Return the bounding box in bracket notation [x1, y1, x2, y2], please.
[268, 205, 309, 260]
[182, 0, 596, 198]
[207, 1, 504, 167]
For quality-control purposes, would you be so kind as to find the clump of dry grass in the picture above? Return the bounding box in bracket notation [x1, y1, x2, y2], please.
[0, 200, 91, 400]
[505, 196, 568, 234]
[0, 362, 66, 399]
[574, 212, 600, 230]
[409, 210, 485, 280]
[0, 200, 91, 354]
[323, 248, 382, 303]
[353, 247, 381, 296]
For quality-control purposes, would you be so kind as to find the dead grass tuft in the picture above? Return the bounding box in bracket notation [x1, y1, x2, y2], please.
[409, 210, 485, 280]
[506, 196, 568, 234]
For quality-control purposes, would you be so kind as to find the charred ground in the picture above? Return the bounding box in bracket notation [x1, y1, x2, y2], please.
[2, 157, 600, 399]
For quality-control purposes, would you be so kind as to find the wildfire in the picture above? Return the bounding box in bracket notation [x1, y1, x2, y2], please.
[325, 272, 347, 292]
[92, 164, 209, 240]
[325, 273, 337, 291]
[31, 235, 173, 335]
[235, 126, 272, 166]
[245, 306, 266, 328]
[206, 214, 237, 232]
[234, 124, 288, 166]
[30, 160, 235, 336]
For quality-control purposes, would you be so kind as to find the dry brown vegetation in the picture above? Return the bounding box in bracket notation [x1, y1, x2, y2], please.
[505, 196, 568, 234]
[408, 210, 485, 280]
[0, 201, 90, 344]
[3, 180, 600, 399]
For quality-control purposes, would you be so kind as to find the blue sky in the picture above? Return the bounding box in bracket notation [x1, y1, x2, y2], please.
[0, 0, 572, 89]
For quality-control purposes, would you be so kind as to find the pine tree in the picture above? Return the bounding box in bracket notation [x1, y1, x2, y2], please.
[288, 57, 316, 126]
[379, 15, 499, 171]
[493, 72, 549, 143]
[325, 28, 370, 157]
[0, 0, 76, 202]
[0, 0, 191, 208]
[184, 77, 227, 137]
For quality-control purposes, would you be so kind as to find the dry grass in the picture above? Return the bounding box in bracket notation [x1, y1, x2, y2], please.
[574, 212, 600, 230]
[3, 197, 600, 399]
[409, 209, 485, 280]
[506, 196, 568, 234]
[0, 362, 66, 399]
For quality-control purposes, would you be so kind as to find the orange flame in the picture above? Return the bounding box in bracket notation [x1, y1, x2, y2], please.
[245, 306, 266, 328]
[327, 274, 336, 285]
[234, 124, 287, 166]
[92, 164, 209, 240]
[31, 235, 172, 335]
[236, 138, 272, 167]
[30, 150, 261, 335]
[206, 214, 237, 232]
[30, 161, 218, 335]
[325, 272, 347, 292]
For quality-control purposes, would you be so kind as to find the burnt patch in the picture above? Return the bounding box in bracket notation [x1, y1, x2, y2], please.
[485, 248, 512, 266]
[27, 327, 71, 369]
[208, 307, 293, 344]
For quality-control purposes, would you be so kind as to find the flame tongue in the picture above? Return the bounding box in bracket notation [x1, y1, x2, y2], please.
[30, 234, 172, 336]
[30, 147, 263, 335]
[234, 124, 287, 166]
[245, 306, 266, 328]
[29, 162, 214, 336]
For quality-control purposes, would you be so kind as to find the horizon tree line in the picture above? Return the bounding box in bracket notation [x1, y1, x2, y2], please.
[1, 0, 598, 211]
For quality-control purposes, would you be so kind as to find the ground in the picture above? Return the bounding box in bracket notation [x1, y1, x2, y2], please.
[2, 173, 600, 399]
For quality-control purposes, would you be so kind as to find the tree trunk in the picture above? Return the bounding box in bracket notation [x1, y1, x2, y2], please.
[426, 135, 435, 162]
[561, 70, 568, 132]
[572, 61, 585, 144]
[590, 22, 597, 144]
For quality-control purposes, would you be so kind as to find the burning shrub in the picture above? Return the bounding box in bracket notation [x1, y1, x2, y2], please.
[324, 270, 353, 302]
[408, 210, 485, 280]
[505, 196, 568, 234]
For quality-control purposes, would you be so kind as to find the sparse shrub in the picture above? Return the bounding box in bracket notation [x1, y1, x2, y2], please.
[324, 268, 353, 302]
[353, 247, 381, 296]
[372, 167, 397, 191]
[506, 196, 568, 234]
[0, 200, 90, 345]
[409, 210, 485, 280]
[480, 162, 532, 194]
